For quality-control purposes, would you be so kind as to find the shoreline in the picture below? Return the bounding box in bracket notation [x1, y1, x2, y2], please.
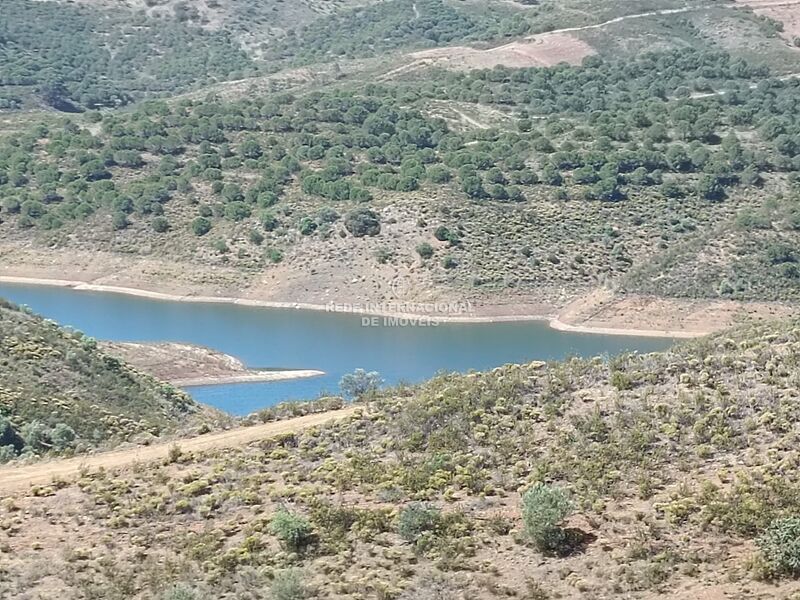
[548, 317, 701, 339]
[0, 275, 705, 338]
[98, 341, 326, 388]
[175, 369, 326, 388]
[0, 275, 553, 324]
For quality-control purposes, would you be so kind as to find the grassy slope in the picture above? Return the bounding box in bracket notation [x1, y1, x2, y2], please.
[0, 299, 208, 457]
[4, 319, 800, 597]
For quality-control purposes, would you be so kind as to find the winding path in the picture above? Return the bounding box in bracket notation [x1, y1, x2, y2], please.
[0, 407, 358, 495]
[380, 0, 800, 81]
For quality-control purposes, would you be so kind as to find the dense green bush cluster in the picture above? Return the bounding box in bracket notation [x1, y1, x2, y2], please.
[0, 0, 255, 109]
[1, 49, 796, 244]
[268, 0, 531, 66]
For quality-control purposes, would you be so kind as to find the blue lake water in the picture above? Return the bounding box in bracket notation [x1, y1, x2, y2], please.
[0, 283, 674, 415]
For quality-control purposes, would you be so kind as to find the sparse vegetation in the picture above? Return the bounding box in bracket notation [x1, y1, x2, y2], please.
[4, 319, 800, 597]
[0, 300, 206, 459]
[3, 1, 800, 597]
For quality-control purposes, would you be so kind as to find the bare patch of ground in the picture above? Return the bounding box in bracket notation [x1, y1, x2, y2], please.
[387, 32, 594, 75]
[737, 0, 800, 41]
[552, 288, 796, 338]
[424, 100, 516, 131]
[100, 342, 324, 387]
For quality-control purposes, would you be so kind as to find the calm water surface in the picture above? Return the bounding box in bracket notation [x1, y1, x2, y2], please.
[0, 283, 674, 415]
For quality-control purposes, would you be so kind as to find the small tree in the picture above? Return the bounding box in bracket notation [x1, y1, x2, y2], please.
[522, 483, 573, 555]
[339, 369, 382, 399]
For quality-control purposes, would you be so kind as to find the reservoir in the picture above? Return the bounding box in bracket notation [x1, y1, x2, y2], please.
[0, 283, 674, 415]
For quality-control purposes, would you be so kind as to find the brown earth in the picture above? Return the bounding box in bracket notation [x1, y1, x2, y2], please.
[2, 256, 796, 337]
[408, 33, 596, 70]
[100, 342, 325, 387]
[552, 288, 796, 338]
[737, 0, 800, 41]
[380, 33, 594, 79]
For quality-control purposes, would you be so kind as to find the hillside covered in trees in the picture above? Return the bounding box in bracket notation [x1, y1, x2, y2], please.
[2, 0, 797, 111]
[0, 300, 209, 461]
[1, 48, 799, 307]
[4, 318, 800, 597]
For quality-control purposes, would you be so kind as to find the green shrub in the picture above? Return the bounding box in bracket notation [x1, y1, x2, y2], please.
[161, 584, 197, 600]
[610, 371, 633, 391]
[191, 217, 212, 236]
[261, 211, 279, 231]
[434, 226, 451, 242]
[265, 248, 284, 264]
[757, 517, 800, 578]
[224, 201, 251, 221]
[416, 242, 434, 259]
[522, 483, 573, 555]
[397, 504, 442, 543]
[271, 569, 308, 600]
[344, 208, 381, 237]
[249, 230, 265, 245]
[50, 423, 76, 451]
[375, 247, 393, 264]
[152, 216, 170, 233]
[112, 212, 130, 231]
[212, 239, 229, 254]
[299, 217, 317, 236]
[269, 510, 313, 551]
[0, 445, 16, 464]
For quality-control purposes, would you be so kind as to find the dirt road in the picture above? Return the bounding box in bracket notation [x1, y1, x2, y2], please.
[380, 0, 800, 79]
[0, 407, 358, 495]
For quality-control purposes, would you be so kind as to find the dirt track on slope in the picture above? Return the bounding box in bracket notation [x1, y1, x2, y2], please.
[0, 407, 358, 495]
[380, 0, 800, 78]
